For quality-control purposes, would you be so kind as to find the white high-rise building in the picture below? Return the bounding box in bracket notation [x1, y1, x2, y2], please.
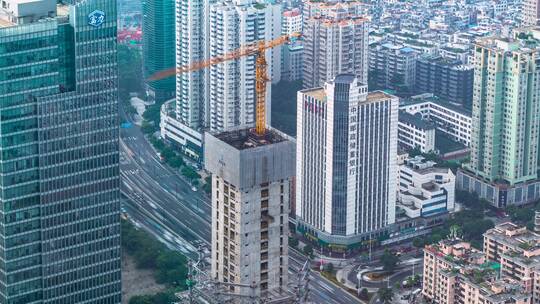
[160, 0, 212, 160]
[296, 74, 399, 246]
[161, 0, 282, 160]
[523, 0, 540, 26]
[302, 5, 369, 89]
[208, 0, 281, 132]
[282, 8, 302, 35]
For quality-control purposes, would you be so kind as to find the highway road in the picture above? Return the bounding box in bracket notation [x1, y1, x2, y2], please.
[119, 110, 361, 303]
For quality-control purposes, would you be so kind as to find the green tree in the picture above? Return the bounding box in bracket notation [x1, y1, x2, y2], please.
[289, 237, 299, 248]
[378, 287, 394, 304]
[203, 176, 212, 194]
[303, 244, 313, 257]
[118, 45, 144, 101]
[380, 250, 399, 272]
[156, 251, 188, 286]
[169, 156, 184, 168]
[359, 288, 369, 300]
[129, 295, 152, 304]
[128, 291, 176, 304]
[323, 262, 334, 273]
[412, 237, 425, 248]
[181, 167, 201, 181]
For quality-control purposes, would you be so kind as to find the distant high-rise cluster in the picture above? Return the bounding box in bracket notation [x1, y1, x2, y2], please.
[0, 0, 121, 302]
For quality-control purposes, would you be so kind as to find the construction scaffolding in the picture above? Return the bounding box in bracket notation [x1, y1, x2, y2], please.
[176, 247, 312, 304]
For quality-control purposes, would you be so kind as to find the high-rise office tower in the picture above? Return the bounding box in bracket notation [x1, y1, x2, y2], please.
[0, 0, 121, 303]
[523, 0, 540, 26]
[143, 0, 175, 102]
[302, 4, 369, 89]
[458, 28, 540, 207]
[296, 74, 398, 247]
[205, 128, 294, 299]
[208, 0, 281, 132]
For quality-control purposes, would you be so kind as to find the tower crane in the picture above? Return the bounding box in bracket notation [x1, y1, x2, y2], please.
[148, 32, 302, 136]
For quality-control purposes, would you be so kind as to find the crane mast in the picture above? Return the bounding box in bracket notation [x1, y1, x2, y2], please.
[148, 33, 301, 136]
[254, 42, 268, 136]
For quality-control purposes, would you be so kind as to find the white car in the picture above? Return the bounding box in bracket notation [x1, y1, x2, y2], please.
[191, 186, 197, 192]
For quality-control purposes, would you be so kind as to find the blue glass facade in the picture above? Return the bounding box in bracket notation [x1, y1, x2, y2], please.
[0, 0, 121, 303]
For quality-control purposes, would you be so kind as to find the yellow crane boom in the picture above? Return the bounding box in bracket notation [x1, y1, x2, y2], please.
[148, 32, 301, 136]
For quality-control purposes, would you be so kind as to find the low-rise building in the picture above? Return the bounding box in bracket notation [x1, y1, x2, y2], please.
[369, 42, 418, 92]
[398, 111, 436, 153]
[483, 222, 540, 263]
[400, 94, 472, 146]
[160, 100, 203, 161]
[423, 238, 533, 304]
[398, 156, 455, 218]
[415, 55, 474, 110]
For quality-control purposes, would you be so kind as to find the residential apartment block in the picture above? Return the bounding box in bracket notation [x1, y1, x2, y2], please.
[458, 28, 540, 207]
[208, 0, 281, 132]
[296, 74, 398, 247]
[302, 3, 369, 89]
[398, 111, 436, 153]
[415, 55, 474, 110]
[423, 239, 532, 304]
[400, 94, 472, 146]
[423, 223, 540, 304]
[369, 42, 418, 92]
[523, 0, 540, 26]
[164, 0, 282, 161]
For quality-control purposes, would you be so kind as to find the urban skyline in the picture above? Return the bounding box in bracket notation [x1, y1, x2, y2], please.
[2, 0, 540, 303]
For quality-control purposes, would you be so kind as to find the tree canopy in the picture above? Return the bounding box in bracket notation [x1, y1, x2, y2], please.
[380, 250, 399, 272]
[121, 220, 188, 288]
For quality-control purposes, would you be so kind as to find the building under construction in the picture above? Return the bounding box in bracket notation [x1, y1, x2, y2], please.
[203, 127, 296, 303]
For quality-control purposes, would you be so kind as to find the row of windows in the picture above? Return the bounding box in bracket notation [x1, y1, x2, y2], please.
[43, 248, 119, 277]
[41, 212, 118, 243]
[1, 104, 37, 123]
[40, 166, 118, 193]
[39, 106, 116, 129]
[39, 141, 118, 168]
[40, 180, 119, 205]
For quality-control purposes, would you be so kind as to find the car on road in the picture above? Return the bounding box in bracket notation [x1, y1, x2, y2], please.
[191, 186, 197, 192]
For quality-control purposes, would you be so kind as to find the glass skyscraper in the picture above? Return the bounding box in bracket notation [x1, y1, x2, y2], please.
[142, 0, 175, 102]
[0, 0, 121, 302]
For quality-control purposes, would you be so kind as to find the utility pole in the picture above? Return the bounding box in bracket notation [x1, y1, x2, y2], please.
[294, 260, 311, 304]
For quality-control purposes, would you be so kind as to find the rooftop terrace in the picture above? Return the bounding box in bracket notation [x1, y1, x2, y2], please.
[214, 128, 288, 151]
